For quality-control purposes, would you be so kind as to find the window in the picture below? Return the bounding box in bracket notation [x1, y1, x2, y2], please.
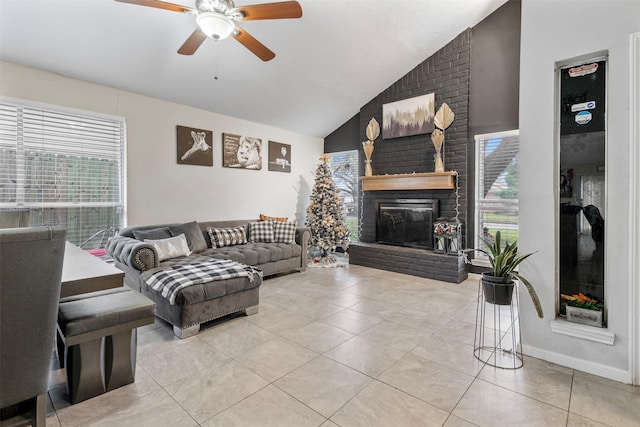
[474, 130, 519, 261]
[0, 100, 126, 247]
[328, 150, 359, 241]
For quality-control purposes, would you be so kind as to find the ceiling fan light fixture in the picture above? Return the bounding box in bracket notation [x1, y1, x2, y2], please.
[196, 12, 235, 40]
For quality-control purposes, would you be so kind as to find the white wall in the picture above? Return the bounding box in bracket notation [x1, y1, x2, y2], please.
[519, 0, 640, 382]
[0, 61, 323, 226]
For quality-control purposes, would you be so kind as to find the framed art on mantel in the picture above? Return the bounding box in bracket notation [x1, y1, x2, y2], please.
[177, 125, 213, 166]
[382, 93, 435, 139]
[268, 141, 291, 172]
[222, 133, 262, 170]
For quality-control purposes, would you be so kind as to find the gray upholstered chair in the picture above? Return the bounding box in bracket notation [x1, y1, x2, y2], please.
[0, 226, 66, 426]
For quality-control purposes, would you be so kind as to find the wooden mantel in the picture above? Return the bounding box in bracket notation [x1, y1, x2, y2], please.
[360, 171, 457, 191]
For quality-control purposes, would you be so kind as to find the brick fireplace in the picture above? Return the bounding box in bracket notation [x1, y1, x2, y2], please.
[349, 184, 468, 283]
[348, 30, 470, 284]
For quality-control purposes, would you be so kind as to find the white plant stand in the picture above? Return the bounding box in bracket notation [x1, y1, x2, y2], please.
[473, 278, 523, 369]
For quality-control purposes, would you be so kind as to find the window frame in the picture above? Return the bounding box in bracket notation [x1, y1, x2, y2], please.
[0, 97, 127, 247]
[473, 129, 520, 266]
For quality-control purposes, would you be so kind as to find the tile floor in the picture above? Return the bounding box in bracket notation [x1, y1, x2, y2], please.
[42, 264, 640, 426]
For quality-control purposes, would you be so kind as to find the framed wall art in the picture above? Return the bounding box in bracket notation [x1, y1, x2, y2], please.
[268, 140, 291, 173]
[222, 133, 262, 170]
[177, 125, 213, 166]
[382, 93, 435, 139]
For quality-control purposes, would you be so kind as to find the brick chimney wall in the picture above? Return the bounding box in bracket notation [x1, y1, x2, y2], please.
[350, 29, 471, 283]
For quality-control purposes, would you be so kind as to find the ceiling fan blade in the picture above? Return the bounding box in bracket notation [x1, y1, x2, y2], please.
[233, 26, 275, 61]
[235, 1, 302, 20]
[114, 0, 194, 13]
[178, 28, 208, 55]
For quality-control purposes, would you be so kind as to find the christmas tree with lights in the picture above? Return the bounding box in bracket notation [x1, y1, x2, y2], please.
[306, 154, 350, 261]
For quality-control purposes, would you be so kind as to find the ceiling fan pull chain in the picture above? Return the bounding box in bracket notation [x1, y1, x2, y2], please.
[214, 40, 220, 80]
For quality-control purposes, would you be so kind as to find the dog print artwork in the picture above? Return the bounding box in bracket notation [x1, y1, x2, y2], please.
[222, 133, 262, 170]
[177, 125, 213, 166]
[268, 141, 291, 172]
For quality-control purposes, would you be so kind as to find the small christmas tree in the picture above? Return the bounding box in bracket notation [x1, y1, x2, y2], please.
[306, 154, 350, 261]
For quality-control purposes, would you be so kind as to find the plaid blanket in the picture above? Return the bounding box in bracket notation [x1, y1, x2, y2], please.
[143, 259, 261, 305]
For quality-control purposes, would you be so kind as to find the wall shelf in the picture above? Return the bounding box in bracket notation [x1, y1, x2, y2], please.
[360, 171, 457, 191]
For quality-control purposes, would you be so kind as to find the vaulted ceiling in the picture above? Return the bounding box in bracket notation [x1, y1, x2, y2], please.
[0, 0, 507, 138]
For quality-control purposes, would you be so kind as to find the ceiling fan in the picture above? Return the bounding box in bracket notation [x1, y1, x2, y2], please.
[115, 0, 302, 61]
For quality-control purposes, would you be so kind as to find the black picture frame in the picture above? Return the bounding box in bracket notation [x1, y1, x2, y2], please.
[268, 141, 291, 173]
[177, 125, 213, 166]
[222, 133, 263, 170]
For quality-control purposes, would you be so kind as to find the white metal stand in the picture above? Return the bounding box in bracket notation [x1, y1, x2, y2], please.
[473, 277, 523, 369]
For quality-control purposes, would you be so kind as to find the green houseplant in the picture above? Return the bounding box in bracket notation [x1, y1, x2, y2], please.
[469, 231, 543, 318]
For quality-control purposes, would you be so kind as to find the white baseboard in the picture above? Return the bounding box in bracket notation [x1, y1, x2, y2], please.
[522, 344, 631, 384]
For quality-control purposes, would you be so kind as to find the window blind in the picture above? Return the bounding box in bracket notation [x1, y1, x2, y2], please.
[474, 130, 519, 257]
[328, 149, 360, 240]
[0, 100, 126, 247]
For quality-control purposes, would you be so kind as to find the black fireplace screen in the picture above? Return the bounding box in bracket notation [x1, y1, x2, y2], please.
[376, 199, 439, 249]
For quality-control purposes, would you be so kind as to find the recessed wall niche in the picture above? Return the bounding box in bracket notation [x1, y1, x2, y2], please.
[557, 54, 607, 325]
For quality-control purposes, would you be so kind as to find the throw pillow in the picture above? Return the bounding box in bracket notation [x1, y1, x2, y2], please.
[207, 226, 248, 248]
[169, 221, 207, 253]
[272, 221, 296, 244]
[144, 234, 191, 262]
[259, 213, 288, 222]
[248, 221, 274, 243]
[132, 227, 171, 241]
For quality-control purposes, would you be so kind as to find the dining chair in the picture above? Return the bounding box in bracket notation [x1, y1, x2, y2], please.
[0, 226, 66, 426]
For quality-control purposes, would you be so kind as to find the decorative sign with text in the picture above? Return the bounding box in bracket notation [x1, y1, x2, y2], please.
[560, 60, 606, 136]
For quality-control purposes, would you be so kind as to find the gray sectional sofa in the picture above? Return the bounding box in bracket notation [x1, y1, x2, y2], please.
[106, 219, 310, 338]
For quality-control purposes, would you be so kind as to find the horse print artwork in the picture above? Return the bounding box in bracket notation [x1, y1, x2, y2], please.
[177, 125, 213, 166]
[222, 133, 263, 170]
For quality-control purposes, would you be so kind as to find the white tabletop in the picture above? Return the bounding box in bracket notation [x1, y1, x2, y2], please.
[60, 242, 124, 297]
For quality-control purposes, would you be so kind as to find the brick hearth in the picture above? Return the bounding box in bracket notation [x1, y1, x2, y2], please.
[349, 242, 467, 283]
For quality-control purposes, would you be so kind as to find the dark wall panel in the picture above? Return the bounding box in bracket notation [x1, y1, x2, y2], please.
[324, 113, 360, 153]
[469, 0, 521, 136]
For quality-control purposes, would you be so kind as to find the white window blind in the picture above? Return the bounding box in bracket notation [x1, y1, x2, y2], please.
[0, 100, 126, 247]
[474, 130, 519, 259]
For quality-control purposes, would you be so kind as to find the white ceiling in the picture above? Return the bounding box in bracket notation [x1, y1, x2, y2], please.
[0, 0, 506, 138]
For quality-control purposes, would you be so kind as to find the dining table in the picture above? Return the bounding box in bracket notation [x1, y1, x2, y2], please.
[60, 242, 124, 298]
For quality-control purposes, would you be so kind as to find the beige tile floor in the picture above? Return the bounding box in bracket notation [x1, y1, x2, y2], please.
[42, 264, 640, 426]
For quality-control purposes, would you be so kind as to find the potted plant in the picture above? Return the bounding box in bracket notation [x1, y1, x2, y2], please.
[561, 292, 603, 327]
[467, 231, 543, 318]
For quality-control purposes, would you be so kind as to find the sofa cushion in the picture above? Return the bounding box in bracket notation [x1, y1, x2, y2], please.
[200, 241, 299, 265]
[259, 213, 288, 222]
[207, 226, 248, 248]
[169, 221, 207, 253]
[248, 221, 274, 243]
[272, 242, 296, 259]
[145, 234, 191, 262]
[273, 221, 296, 244]
[138, 254, 261, 305]
[132, 227, 171, 241]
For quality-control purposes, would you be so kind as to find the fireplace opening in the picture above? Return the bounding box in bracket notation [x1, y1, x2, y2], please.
[376, 199, 439, 249]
